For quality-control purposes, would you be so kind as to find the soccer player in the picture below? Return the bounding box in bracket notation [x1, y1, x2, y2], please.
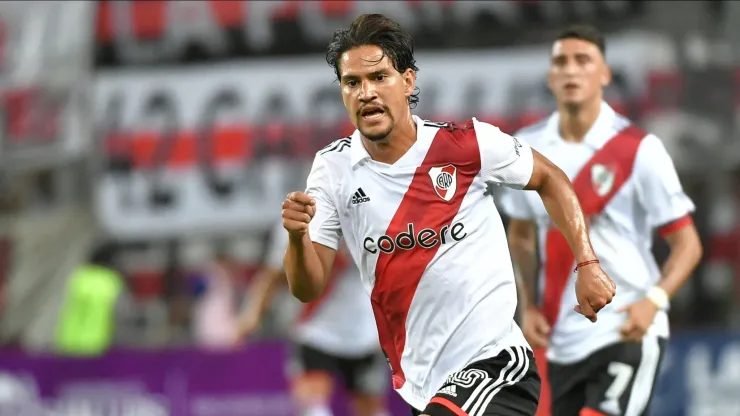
[282, 14, 616, 416]
[498, 25, 703, 416]
[236, 221, 389, 416]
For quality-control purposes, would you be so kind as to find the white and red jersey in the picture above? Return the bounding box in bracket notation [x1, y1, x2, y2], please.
[498, 102, 695, 364]
[264, 221, 380, 358]
[306, 116, 534, 410]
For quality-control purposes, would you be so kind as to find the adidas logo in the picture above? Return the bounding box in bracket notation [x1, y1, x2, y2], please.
[438, 385, 457, 397]
[351, 188, 371, 205]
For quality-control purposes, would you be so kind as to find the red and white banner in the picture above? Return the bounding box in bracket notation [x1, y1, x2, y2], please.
[94, 0, 644, 66]
[0, 1, 96, 169]
[93, 31, 676, 239]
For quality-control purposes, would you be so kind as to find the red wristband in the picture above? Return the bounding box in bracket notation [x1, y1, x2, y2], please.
[574, 259, 600, 272]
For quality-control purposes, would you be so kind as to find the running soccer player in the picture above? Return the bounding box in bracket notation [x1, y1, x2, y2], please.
[498, 25, 703, 416]
[282, 14, 616, 416]
[236, 221, 389, 416]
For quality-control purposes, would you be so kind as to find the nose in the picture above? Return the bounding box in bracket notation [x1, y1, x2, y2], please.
[359, 80, 378, 103]
[562, 60, 580, 77]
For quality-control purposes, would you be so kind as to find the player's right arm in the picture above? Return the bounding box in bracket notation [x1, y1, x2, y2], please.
[498, 186, 551, 348]
[496, 177, 540, 309]
[283, 156, 339, 303]
[506, 219, 539, 309]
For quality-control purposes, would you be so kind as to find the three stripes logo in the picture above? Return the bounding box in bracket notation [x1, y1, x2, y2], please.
[437, 384, 457, 397]
[319, 137, 351, 155]
[460, 346, 530, 416]
[438, 384, 458, 397]
[351, 188, 370, 205]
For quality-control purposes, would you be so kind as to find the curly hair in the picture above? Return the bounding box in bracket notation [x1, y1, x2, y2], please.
[325, 14, 420, 108]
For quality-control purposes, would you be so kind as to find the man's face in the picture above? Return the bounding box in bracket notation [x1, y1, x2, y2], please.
[339, 45, 415, 141]
[548, 38, 610, 108]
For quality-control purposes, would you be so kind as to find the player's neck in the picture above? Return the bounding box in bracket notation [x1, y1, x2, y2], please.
[558, 100, 602, 143]
[362, 113, 417, 165]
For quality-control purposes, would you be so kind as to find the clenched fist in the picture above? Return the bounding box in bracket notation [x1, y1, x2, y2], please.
[282, 192, 317, 237]
[522, 306, 550, 349]
[573, 262, 616, 322]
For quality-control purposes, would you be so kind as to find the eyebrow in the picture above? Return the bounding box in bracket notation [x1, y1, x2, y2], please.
[341, 69, 389, 81]
[552, 52, 593, 60]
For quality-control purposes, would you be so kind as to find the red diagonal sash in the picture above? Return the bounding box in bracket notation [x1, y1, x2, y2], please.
[541, 124, 647, 325]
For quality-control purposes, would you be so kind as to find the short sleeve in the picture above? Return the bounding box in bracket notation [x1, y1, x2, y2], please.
[496, 186, 537, 220]
[634, 134, 695, 229]
[474, 118, 534, 189]
[305, 155, 342, 250]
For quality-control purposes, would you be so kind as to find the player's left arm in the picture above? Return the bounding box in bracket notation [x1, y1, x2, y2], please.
[617, 222, 701, 341]
[618, 135, 702, 341]
[637, 135, 702, 300]
[474, 119, 615, 321]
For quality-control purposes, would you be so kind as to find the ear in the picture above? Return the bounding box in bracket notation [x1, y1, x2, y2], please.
[402, 68, 416, 98]
[601, 64, 612, 87]
[547, 69, 557, 95]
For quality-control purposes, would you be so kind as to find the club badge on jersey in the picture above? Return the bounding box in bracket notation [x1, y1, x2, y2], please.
[428, 164, 458, 202]
[591, 163, 616, 197]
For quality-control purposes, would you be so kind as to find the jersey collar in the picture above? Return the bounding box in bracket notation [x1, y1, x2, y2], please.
[544, 101, 617, 148]
[349, 115, 426, 167]
[350, 129, 370, 167]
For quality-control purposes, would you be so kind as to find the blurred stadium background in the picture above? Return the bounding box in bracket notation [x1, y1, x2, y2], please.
[0, 1, 738, 415]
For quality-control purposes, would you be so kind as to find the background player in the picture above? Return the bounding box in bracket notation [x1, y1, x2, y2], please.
[236, 220, 389, 416]
[498, 25, 703, 416]
[281, 14, 616, 416]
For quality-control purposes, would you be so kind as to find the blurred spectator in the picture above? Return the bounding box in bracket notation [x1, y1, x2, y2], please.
[53, 243, 125, 356]
[190, 249, 242, 349]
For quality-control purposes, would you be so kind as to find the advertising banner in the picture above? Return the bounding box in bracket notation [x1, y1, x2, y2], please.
[650, 333, 740, 416]
[0, 335, 738, 415]
[94, 32, 675, 239]
[0, 341, 407, 416]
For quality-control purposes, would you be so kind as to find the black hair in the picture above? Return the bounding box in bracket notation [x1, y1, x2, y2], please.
[89, 242, 117, 268]
[556, 24, 606, 56]
[326, 13, 420, 108]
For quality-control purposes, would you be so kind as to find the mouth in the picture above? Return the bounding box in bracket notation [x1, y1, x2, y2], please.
[360, 105, 385, 121]
[563, 82, 580, 91]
